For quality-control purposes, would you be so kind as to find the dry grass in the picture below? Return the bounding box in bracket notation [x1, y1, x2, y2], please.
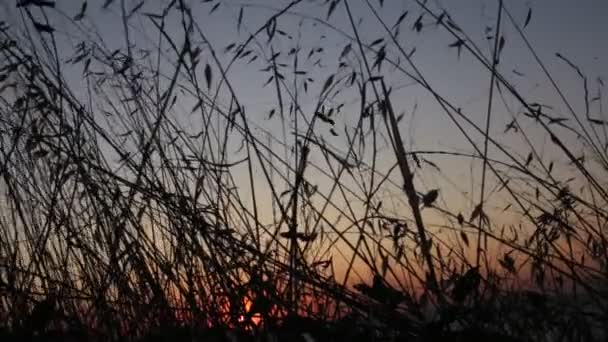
[0, 0, 606, 341]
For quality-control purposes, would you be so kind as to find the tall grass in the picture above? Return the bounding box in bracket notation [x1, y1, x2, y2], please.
[0, 0, 606, 341]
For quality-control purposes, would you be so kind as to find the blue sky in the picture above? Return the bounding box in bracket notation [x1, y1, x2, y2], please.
[0, 0, 608, 204]
[2, 0, 606, 219]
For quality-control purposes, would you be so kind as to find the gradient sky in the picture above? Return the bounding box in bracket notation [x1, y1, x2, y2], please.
[3, 0, 606, 226]
[1, 0, 606, 284]
[2, 0, 605, 137]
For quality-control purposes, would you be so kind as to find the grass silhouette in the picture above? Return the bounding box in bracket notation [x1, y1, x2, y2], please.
[0, 0, 606, 341]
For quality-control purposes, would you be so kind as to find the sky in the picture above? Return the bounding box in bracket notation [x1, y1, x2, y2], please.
[2, 0, 605, 139]
[1, 0, 607, 285]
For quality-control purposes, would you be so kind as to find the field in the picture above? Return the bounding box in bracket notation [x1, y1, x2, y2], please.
[0, 0, 607, 341]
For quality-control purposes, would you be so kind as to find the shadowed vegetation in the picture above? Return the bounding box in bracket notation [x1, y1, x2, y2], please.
[0, 0, 606, 341]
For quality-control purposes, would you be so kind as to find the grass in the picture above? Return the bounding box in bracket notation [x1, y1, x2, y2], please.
[0, 0, 607, 341]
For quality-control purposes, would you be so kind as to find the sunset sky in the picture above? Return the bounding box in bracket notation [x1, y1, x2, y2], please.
[1, 0, 606, 285]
